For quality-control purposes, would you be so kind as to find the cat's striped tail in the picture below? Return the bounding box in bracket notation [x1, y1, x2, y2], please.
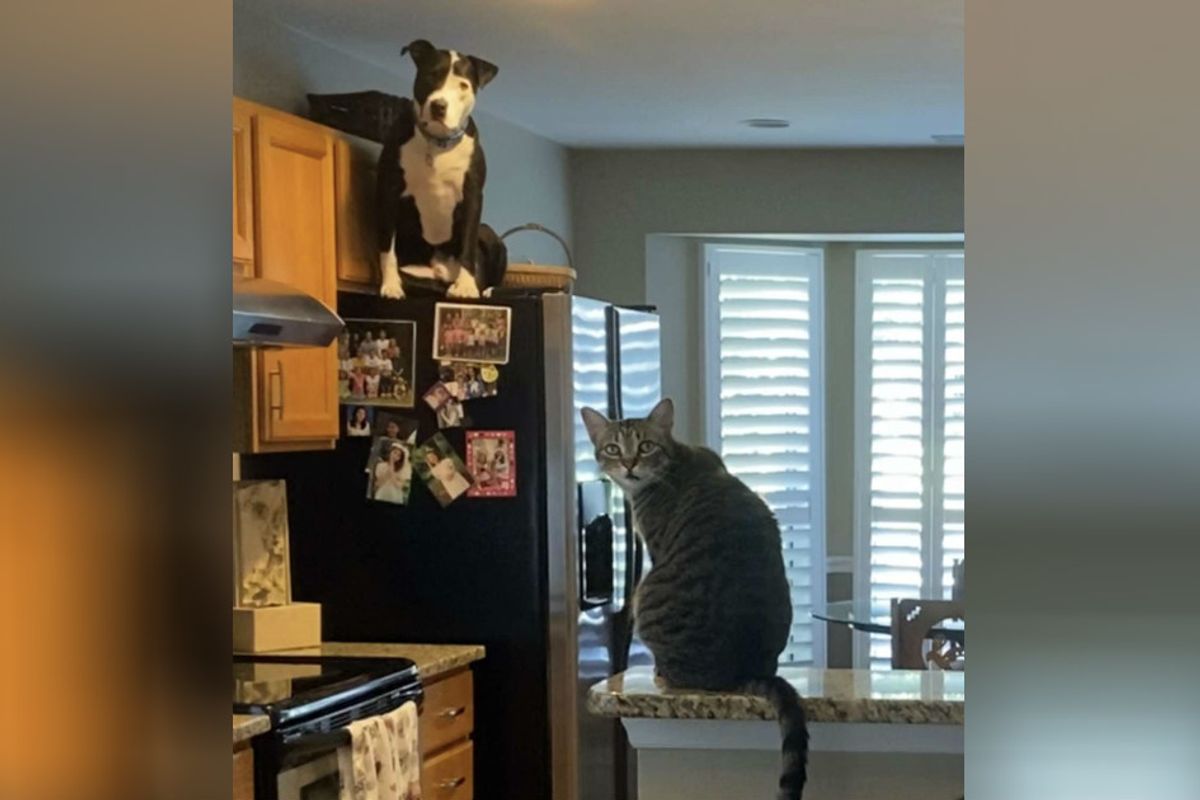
[746, 675, 809, 800]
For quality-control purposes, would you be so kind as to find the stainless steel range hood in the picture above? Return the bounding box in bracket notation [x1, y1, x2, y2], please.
[233, 275, 344, 348]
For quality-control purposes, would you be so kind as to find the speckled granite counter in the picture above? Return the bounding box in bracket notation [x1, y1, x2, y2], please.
[589, 666, 963, 725]
[260, 642, 486, 682]
[233, 713, 271, 744]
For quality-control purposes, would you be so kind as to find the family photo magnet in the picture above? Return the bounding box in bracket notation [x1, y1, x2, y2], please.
[433, 303, 512, 364]
[338, 319, 418, 408]
[466, 430, 517, 498]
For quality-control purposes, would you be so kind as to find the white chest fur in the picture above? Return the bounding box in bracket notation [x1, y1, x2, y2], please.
[400, 134, 476, 246]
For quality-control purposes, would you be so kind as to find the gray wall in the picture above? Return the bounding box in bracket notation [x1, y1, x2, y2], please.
[570, 148, 964, 305]
[232, 3, 572, 266]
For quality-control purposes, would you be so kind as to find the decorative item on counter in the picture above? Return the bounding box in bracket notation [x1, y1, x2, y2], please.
[414, 433, 474, 507]
[232, 479, 322, 652]
[338, 318, 417, 408]
[436, 398, 469, 430]
[233, 480, 292, 607]
[466, 430, 516, 497]
[344, 405, 374, 438]
[438, 361, 499, 399]
[365, 434, 416, 506]
[373, 411, 420, 442]
[433, 302, 512, 364]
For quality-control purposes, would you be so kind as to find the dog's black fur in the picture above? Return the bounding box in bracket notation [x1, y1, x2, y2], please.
[375, 40, 506, 297]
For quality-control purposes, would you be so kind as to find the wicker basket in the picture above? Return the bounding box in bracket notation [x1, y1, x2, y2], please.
[499, 224, 577, 292]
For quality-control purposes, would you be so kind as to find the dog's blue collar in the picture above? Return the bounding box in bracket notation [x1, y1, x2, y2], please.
[418, 124, 467, 150]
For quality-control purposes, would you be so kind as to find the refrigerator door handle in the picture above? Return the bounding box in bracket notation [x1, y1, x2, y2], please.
[579, 511, 615, 608]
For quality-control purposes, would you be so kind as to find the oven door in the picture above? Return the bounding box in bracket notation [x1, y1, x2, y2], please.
[277, 751, 341, 800]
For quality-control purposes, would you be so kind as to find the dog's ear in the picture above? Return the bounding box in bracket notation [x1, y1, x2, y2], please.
[469, 56, 498, 89]
[402, 39, 438, 67]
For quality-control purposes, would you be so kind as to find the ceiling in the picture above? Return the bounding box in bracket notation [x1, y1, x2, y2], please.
[251, 0, 962, 148]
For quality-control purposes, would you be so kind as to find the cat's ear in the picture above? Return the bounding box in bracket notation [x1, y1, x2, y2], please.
[580, 407, 609, 445]
[647, 398, 674, 433]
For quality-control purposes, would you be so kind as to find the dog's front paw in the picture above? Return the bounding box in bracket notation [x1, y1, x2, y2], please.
[446, 270, 481, 299]
[380, 272, 406, 299]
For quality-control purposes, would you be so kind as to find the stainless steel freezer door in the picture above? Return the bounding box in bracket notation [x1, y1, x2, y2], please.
[609, 305, 662, 677]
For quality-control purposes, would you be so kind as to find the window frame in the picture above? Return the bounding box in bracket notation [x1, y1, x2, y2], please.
[852, 248, 964, 668]
[701, 242, 828, 667]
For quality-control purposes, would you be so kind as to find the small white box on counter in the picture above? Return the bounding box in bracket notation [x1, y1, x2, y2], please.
[233, 602, 322, 652]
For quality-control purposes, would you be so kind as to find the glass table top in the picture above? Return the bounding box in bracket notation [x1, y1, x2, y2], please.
[813, 600, 965, 642]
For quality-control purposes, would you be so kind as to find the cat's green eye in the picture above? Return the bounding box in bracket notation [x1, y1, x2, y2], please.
[603, 444, 621, 456]
[637, 441, 657, 454]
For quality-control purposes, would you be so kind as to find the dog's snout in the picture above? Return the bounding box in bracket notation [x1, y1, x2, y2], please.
[429, 99, 448, 119]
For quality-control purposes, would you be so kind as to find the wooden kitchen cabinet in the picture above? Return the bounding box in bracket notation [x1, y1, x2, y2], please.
[232, 744, 254, 800]
[420, 668, 476, 800]
[233, 99, 340, 453]
[422, 740, 474, 800]
[232, 100, 255, 276]
[334, 136, 378, 289]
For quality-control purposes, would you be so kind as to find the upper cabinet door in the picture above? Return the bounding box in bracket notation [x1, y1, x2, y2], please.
[253, 112, 339, 443]
[232, 101, 255, 275]
[334, 137, 378, 288]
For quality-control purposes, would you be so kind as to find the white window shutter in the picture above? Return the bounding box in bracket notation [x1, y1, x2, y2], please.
[939, 256, 965, 599]
[705, 245, 826, 666]
[855, 250, 965, 669]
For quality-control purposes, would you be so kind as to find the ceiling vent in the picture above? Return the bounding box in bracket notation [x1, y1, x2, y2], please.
[741, 118, 791, 129]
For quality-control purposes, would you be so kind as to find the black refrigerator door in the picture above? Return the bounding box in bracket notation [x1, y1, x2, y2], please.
[242, 294, 552, 800]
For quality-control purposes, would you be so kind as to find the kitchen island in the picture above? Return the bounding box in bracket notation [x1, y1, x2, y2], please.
[589, 666, 963, 800]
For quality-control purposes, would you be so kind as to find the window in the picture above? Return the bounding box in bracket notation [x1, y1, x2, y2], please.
[704, 244, 826, 666]
[854, 249, 964, 668]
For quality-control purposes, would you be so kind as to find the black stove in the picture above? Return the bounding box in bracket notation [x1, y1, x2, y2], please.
[234, 654, 423, 800]
[234, 653, 422, 731]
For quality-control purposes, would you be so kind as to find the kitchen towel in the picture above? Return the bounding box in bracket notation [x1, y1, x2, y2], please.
[337, 701, 421, 800]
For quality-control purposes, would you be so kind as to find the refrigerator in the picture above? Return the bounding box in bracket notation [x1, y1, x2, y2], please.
[241, 292, 660, 800]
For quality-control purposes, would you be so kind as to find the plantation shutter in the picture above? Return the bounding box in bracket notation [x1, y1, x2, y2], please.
[706, 245, 826, 666]
[940, 263, 965, 598]
[855, 250, 965, 668]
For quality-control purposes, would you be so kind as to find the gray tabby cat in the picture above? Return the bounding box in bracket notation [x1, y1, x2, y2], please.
[581, 398, 808, 800]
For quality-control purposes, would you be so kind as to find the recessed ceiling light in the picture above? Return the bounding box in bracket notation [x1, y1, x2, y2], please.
[741, 118, 791, 129]
[932, 133, 964, 144]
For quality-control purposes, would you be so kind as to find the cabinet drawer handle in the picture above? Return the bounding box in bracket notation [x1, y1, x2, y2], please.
[437, 776, 466, 790]
[438, 706, 467, 719]
[268, 363, 285, 418]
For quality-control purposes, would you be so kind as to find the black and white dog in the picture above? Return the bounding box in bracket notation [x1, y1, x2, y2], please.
[376, 39, 506, 299]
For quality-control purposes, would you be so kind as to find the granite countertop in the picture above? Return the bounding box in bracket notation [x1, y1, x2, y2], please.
[261, 642, 486, 682]
[233, 713, 271, 744]
[589, 666, 963, 725]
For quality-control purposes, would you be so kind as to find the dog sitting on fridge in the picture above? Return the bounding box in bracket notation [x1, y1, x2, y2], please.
[376, 39, 508, 300]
